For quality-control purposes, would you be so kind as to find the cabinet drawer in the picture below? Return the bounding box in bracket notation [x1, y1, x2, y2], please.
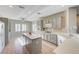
[51, 34, 57, 45]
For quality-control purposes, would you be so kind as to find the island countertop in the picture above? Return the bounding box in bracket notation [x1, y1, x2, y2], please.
[23, 33, 42, 40]
[23, 33, 42, 54]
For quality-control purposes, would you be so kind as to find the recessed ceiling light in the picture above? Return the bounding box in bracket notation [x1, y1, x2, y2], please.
[9, 5, 13, 8]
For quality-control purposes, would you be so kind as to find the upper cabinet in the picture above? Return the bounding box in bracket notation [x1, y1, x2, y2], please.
[32, 20, 42, 32]
[52, 14, 65, 30]
[41, 11, 66, 32]
[42, 16, 52, 28]
[33, 11, 66, 32]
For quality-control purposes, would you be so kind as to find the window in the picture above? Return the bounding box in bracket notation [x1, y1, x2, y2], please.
[32, 23, 37, 32]
[15, 24, 26, 32]
[15, 24, 21, 32]
[22, 24, 26, 31]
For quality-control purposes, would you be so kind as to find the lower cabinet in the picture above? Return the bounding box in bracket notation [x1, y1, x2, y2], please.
[50, 34, 57, 45]
[43, 33, 58, 45]
[42, 33, 65, 46]
[23, 34, 42, 54]
[25, 37, 42, 54]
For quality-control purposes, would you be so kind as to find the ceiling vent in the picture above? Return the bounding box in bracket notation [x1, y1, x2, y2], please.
[18, 6, 25, 9]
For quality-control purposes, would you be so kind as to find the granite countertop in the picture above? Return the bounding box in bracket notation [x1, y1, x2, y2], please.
[23, 33, 41, 40]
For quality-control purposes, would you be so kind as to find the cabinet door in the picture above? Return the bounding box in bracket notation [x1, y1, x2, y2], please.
[52, 17, 57, 29]
[32, 38, 42, 54]
[47, 34, 50, 41]
[45, 34, 47, 40]
[42, 34, 44, 39]
[42, 34, 46, 40]
[48, 34, 51, 42]
[45, 34, 47, 41]
[46, 34, 49, 41]
[44, 34, 46, 40]
[51, 34, 57, 45]
[56, 16, 60, 29]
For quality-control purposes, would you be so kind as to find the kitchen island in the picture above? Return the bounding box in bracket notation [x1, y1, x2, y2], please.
[23, 33, 42, 54]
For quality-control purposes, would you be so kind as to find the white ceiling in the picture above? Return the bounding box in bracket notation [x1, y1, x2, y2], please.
[0, 5, 75, 21]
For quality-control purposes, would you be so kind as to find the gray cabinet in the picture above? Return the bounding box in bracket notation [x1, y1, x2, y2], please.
[50, 34, 57, 45]
[43, 33, 57, 45]
[52, 12, 65, 30]
[43, 33, 50, 41]
[26, 37, 42, 54]
[32, 38, 42, 53]
[47, 33, 51, 42]
[24, 35, 42, 54]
